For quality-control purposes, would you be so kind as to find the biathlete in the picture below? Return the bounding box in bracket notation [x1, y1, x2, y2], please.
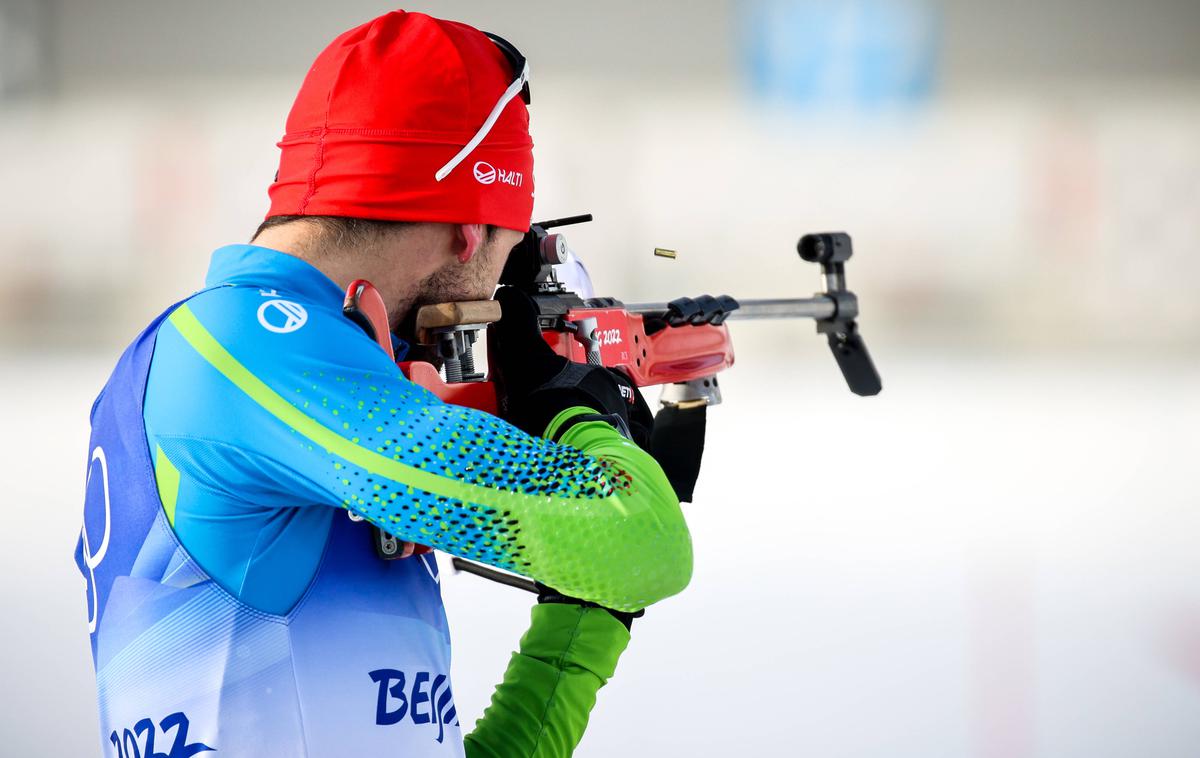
[75, 10, 692, 757]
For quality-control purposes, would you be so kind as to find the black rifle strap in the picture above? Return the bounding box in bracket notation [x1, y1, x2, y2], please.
[650, 404, 707, 503]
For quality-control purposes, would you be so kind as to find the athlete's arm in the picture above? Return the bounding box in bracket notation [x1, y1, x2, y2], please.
[465, 604, 629, 758]
[150, 287, 690, 611]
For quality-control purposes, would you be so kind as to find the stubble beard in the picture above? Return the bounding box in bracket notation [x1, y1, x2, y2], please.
[389, 243, 500, 329]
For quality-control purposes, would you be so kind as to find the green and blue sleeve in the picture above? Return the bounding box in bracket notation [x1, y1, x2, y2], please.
[145, 282, 691, 613]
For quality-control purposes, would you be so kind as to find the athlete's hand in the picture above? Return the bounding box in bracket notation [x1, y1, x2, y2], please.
[490, 287, 636, 437]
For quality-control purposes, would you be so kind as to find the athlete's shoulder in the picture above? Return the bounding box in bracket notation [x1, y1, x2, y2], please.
[179, 283, 381, 363]
[153, 286, 424, 417]
[146, 273, 443, 460]
[148, 275, 419, 420]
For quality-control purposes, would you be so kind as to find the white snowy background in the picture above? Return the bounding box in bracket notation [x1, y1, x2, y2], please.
[2, 1, 1199, 756]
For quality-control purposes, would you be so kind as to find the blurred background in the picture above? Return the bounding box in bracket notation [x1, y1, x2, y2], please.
[2, 0, 1198, 755]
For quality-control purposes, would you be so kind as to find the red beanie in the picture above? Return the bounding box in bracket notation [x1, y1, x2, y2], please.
[267, 11, 534, 232]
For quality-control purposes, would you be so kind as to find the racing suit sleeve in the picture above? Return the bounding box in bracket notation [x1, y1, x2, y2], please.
[154, 290, 691, 611]
[465, 604, 629, 758]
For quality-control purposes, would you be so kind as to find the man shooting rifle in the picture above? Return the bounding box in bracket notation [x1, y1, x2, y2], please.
[75, 11, 691, 757]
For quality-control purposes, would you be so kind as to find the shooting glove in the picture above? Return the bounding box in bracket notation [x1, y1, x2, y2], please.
[491, 286, 637, 438]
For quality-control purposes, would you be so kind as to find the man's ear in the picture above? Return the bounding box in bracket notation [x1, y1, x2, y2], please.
[454, 223, 487, 264]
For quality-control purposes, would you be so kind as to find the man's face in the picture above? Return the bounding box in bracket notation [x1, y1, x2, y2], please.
[416, 226, 524, 306]
[476, 226, 524, 296]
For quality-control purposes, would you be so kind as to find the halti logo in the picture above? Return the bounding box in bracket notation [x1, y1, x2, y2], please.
[473, 161, 523, 187]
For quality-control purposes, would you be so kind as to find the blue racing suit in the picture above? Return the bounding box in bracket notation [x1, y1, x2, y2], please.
[75, 244, 691, 756]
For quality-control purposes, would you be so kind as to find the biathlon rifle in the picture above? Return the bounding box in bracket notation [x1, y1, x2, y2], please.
[343, 213, 882, 584]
